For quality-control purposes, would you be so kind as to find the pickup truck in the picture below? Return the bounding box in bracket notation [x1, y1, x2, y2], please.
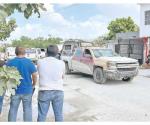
[62, 47, 139, 84]
[61, 39, 93, 72]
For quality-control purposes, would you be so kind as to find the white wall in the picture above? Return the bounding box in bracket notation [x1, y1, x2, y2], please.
[140, 4, 150, 37]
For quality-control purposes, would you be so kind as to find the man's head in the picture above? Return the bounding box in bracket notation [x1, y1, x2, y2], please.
[46, 45, 58, 57]
[15, 46, 26, 56]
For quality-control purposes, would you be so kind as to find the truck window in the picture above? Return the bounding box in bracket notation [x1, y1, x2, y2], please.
[64, 45, 71, 50]
[84, 49, 91, 55]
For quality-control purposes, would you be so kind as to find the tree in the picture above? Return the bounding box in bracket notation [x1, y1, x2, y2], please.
[0, 19, 17, 41]
[106, 17, 139, 40]
[0, 4, 46, 41]
[0, 46, 5, 52]
[0, 4, 46, 20]
[12, 36, 63, 48]
[93, 36, 106, 46]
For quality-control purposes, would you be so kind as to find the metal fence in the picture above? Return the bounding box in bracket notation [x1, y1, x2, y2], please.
[115, 38, 145, 65]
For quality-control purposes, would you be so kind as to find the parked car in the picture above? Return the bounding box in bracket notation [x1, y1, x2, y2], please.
[5, 47, 16, 60]
[63, 47, 139, 84]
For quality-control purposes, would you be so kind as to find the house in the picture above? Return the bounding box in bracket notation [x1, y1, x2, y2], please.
[106, 4, 150, 64]
[140, 4, 150, 37]
[139, 4, 150, 64]
[106, 32, 139, 53]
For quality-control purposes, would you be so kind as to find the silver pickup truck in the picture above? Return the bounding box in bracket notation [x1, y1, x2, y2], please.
[61, 45, 139, 84]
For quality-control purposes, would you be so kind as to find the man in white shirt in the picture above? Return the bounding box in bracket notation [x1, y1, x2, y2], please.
[37, 45, 65, 122]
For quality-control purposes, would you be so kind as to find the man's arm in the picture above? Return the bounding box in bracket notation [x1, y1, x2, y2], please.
[32, 72, 38, 86]
[62, 62, 65, 79]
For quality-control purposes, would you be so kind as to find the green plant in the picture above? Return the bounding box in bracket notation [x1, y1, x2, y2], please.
[0, 47, 5, 52]
[0, 66, 22, 96]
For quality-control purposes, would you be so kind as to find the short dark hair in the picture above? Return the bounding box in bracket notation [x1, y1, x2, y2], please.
[15, 46, 25, 56]
[46, 45, 58, 57]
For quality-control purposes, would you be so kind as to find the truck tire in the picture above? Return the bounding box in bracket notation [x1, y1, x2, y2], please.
[65, 62, 71, 74]
[93, 67, 106, 84]
[122, 77, 134, 82]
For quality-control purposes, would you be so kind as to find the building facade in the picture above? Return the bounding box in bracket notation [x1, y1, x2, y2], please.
[140, 4, 150, 37]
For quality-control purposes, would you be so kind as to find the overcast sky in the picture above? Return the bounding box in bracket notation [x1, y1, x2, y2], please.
[7, 4, 140, 41]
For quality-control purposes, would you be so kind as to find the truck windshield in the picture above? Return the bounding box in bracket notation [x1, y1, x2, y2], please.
[93, 49, 118, 57]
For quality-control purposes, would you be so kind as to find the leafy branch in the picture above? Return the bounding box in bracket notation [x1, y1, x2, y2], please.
[0, 66, 22, 96]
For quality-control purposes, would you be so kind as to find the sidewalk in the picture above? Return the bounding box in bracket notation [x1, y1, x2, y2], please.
[138, 69, 150, 77]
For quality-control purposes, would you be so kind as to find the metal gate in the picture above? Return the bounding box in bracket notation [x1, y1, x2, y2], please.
[115, 38, 144, 65]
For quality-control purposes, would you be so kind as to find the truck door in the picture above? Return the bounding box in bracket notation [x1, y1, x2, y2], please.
[71, 48, 83, 71]
[80, 49, 93, 74]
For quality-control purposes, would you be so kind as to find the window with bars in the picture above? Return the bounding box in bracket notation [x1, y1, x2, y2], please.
[145, 10, 150, 25]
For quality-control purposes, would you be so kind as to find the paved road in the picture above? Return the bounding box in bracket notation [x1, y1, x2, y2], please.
[1, 69, 150, 121]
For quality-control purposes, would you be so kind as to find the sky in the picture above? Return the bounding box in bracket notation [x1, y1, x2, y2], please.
[7, 4, 140, 42]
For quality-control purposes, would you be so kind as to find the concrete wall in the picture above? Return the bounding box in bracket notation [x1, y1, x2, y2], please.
[140, 4, 150, 37]
[116, 32, 139, 39]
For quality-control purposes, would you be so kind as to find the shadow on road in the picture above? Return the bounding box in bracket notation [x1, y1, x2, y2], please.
[104, 80, 133, 85]
[66, 72, 133, 86]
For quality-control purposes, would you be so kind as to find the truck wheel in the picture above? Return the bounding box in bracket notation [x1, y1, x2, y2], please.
[122, 77, 134, 82]
[93, 67, 106, 84]
[65, 62, 71, 74]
